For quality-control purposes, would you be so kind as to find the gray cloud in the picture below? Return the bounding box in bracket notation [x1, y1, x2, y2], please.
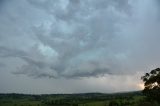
[1, 0, 160, 94]
[0, 0, 160, 81]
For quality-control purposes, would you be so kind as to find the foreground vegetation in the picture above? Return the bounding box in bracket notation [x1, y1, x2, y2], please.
[0, 91, 159, 106]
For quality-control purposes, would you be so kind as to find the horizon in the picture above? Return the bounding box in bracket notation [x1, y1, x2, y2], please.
[0, 0, 160, 94]
[0, 90, 142, 95]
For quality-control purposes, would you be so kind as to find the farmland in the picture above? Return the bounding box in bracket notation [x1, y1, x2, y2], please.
[0, 91, 158, 106]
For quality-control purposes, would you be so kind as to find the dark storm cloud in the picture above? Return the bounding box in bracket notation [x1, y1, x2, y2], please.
[13, 56, 58, 78]
[0, 0, 160, 80]
[0, 46, 27, 58]
[0, 63, 5, 68]
[28, 0, 132, 78]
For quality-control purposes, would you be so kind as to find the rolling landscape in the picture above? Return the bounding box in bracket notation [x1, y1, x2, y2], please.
[0, 91, 146, 106]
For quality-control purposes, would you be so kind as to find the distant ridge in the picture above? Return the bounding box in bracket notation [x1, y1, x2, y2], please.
[0, 90, 142, 96]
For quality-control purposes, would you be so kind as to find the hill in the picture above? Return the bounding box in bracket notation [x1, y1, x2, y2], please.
[0, 91, 147, 106]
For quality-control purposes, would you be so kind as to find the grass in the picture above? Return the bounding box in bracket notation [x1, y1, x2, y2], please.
[0, 92, 158, 106]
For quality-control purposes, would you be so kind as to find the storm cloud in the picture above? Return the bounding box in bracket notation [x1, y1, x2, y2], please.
[0, 0, 160, 93]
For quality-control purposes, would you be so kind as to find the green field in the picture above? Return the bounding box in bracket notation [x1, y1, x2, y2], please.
[0, 91, 159, 106]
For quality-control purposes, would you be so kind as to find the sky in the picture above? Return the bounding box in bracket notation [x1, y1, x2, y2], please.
[0, 0, 160, 94]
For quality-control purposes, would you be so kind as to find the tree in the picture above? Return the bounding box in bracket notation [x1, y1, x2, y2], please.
[141, 68, 160, 102]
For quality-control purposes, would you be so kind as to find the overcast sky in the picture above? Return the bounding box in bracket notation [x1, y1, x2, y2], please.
[0, 0, 160, 94]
